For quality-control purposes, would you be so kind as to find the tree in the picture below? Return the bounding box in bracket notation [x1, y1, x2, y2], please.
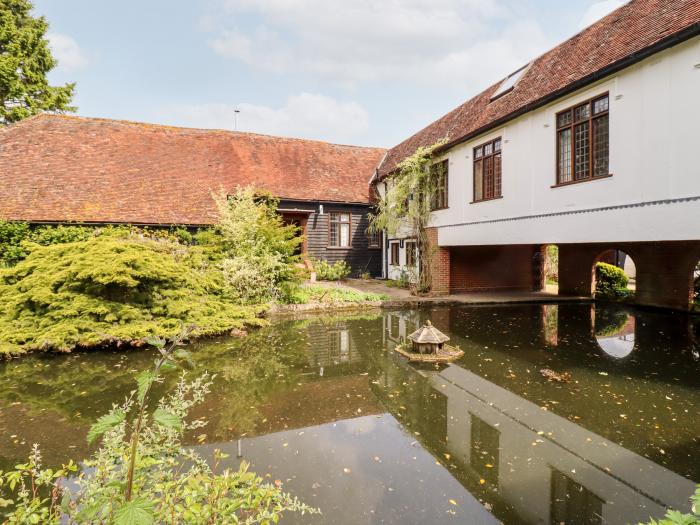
[0, 0, 75, 125]
[369, 140, 446, 293]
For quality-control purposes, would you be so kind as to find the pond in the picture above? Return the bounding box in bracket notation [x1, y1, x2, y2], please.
[1, 303, 698, 524]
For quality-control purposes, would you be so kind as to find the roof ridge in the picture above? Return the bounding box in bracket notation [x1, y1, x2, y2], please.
[24, 113, 385, 151]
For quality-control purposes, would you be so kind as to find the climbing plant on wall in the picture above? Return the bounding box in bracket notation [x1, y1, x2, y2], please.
[369, 140, 446, 294]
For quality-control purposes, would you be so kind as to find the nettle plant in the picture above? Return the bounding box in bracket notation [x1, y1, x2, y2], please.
[369, 140, 446, 294]
[0, 329, 318, 524]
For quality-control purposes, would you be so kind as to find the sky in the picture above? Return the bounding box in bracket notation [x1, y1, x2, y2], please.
[36, 0, 626, 148]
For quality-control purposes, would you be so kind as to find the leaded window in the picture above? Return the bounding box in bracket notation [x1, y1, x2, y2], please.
[473, 137, 502, 202]
[556, 94, 609, 184]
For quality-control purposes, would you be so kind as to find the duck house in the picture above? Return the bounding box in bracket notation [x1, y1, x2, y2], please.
[394, 321, 465, 363]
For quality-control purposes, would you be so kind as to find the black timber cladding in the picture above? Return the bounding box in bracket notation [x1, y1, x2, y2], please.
[278, 199, 381, 277]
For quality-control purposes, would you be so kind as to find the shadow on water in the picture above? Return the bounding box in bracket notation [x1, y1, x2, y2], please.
[0, 304, 698, 524]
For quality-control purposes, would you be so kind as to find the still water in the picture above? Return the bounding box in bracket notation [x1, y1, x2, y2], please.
[1, 303, 698, 524]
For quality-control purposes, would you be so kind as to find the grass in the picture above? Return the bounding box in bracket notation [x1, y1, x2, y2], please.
[284, 284, 387, 304]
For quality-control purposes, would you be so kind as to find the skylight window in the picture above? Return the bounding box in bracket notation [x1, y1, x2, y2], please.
[490, 63, 530, 101]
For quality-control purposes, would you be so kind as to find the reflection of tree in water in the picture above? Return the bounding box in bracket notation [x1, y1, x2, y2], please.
[594, 307, 630, 338]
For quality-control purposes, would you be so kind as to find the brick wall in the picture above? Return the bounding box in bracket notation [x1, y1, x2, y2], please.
[426, 227, 451, 295]
[559, 241, 700, 310]
[448, 245, 539, 293]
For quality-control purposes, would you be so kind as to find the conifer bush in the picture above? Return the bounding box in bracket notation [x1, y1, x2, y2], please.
[0, 233, 265, 356]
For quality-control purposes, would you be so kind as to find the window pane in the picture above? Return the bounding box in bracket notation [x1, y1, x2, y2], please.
[593, 95, 609, 115]
[474, 160, 483, 201]
[484, 143, 493, 155]
[494, 138, 501, 152]
[330, 224, 338, 246]
[574, 103, 590, 122]
[574, 122, 590, 180]
[484, 156, 494, 199]
[494, 153, 502, 197]
[474, 147, 483, 159]
[557, 110, 572, 128]
[593, 114, 609, 177]
[340, 223, 350, 246]
[558, 129, 572, 183]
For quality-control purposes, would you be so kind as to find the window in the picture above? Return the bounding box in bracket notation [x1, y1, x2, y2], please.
[406, 241, 417, 266]
[329, 212, 351, 247]
[473, 137, 502, 202]
[490, 63, 530, 101]
[556, 93, 609, 185]
[367, 229, 381, 249]
[430, 160, 449, 210]
[390, 242, 400, 265]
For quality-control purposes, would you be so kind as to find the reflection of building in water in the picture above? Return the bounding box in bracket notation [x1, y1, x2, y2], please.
[371, 354, 694, 525]
[384, 311, 421, 346]
[305, 322, 363, 370]
[433, 365, 693, 524]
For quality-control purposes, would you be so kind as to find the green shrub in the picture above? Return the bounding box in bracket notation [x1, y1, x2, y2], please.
[281, 284, 386, 304]
[0, 220, 30, 265]
[386, 271, 410, 289]
[214, 188, 302, 303]
[314, 259, 352, 281]
[30, 224, 94, 245]
[0, 233, 265, 355]
[595, 262, 631, 300]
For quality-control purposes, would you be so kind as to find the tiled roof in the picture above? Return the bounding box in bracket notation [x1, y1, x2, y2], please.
[0, 115, 385, 225]
[378, 0, 700, 177]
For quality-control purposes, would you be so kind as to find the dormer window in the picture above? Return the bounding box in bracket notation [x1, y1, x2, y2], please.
[490, 63, 530, 101]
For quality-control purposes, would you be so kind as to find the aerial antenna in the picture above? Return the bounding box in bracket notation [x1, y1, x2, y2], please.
[233, 107, 241, 131]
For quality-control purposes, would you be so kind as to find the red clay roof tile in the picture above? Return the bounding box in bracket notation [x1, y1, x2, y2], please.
[0, 115, 385, 225]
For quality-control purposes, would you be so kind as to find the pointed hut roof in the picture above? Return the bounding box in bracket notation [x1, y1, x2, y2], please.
[408, 321, 450, 344]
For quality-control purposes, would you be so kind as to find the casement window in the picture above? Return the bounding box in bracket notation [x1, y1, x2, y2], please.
[390, 242, 400, 265]
[329, 212, 351, 247]
[556, 93, 609, 185]
[473, 138, 502, 202]
[405, 241, 417, 267]
[430, 160, 449, 211]
[367, 229, 381, 249]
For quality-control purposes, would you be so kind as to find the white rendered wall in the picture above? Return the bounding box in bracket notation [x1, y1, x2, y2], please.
[426, 37, 700, 247]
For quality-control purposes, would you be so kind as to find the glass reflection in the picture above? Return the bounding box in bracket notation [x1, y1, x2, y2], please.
[594, 309, 636, 358]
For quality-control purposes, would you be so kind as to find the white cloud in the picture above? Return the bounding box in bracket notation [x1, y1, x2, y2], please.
[47, 33, 89, 71]
[204, 0, 554, 90]
[157, 93, 370, 144]
[579, 0, 626, 29]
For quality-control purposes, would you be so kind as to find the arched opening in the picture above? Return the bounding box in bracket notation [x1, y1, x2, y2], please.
[592, 249, 636, 301]
[543, 244, 559, 294]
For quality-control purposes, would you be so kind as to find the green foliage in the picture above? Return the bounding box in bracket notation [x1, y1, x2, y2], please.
[314, 259, 351, 281]
[544, 245, 558, 284]
[637, 485, 700, 524]
[369, 140, 446, 293]
[0, 336, 318, 523]
[282, 284, 387, 304]
[0, 232, 265, 355]
[0, 221, 29, 265]
[0, 0, 75, 125]
[386, 271, 410, 289]
[214, 188, 302, 304]
[595, 262, 632, 300]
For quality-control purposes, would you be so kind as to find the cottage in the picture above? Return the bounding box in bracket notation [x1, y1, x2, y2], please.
[0, 115, 386, 276]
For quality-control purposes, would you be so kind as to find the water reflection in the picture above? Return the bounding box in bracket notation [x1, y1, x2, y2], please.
[0, 304, 698, 524]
